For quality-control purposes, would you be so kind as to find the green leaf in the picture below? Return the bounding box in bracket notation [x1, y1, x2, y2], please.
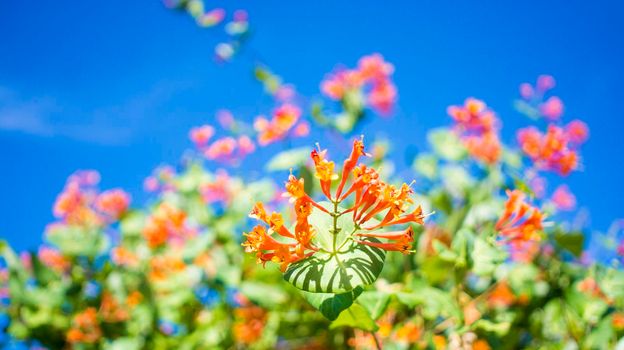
[330, 303, 378, 332]
[283, 202, 386, 293]
[553, 231, 584, 257]
[472, 238, 507, 276]
[240, 281, 289, 309]
[301, 286, 363, 321]
[472, 319, 511, 336]
[357, 291, 391, 320]
[266, 147, 310, 171]
[428, 128, 466, 161]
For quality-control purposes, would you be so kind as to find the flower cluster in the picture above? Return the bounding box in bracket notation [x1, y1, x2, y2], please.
[162, 1, 249, 62]
[66, 307, 102, 345]
[321, 54, 397, 115]
[254, 104, 309, 146]
[518, 74, 563, 120]
[190, 122, 256, 164]
[496, 190, 544, 244]
[447, 98, 502, 164]
[243, 138, 426, 271]
[517, 120, 588, 175]
[52, 170, 130, 225]
[142, 203, 196, 248]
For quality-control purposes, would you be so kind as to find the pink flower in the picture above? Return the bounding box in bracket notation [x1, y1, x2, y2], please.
[69, 170, 100, 186]
[536, 74, 556, 92]
[292, 121, 310, 137]
[617, 241, 624, 257]
[529, 176, 547, 199]
[254, 104, 302, 146]
[275, 85, 296, 102]
[38, 247, 70, 273]
[368, 80, 397, 116]
[201, 170, 235, 204]
[143, 176, 160, 192]
[237, 135, 256, 157]
[217, 109, 235, 129]
[519, 83, 534, 100]
[539, 96, 564, 120]
[551, 185, 576, 211]
[357, 53, 394, 82]
[96, 189, 131, 220]
[233, 9, 248, 22]
[198, 8, 225, 27]
[189, 125, 215, 147]
[204, 137, 237, 161]
[566, 120, 589, 144]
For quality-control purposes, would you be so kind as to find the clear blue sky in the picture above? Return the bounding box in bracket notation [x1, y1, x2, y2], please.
[1, 1, 623, 251]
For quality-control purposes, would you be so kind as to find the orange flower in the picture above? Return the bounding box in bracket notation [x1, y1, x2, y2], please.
[255, 104, 307, 145]
[393, 321, 422, 344]
[95, 189, 130, 220]
[38, 247, 70, 273]
[496, 190, 544, 243]
[517, 123, 587, 176]
[243, 139, 427, 271]
[110, 246, 139, 267]
[447, 98, 501, 164]
[233, 305, 267, 345]
[142, 203, 190, 248]
[126, 291, 143, 307]
[612, 312, 624, 330]
[149, 255, 186, 281]
[488, 281, 516, 308]
[66, 307, 102, 344]
[99, 292, 129, 323]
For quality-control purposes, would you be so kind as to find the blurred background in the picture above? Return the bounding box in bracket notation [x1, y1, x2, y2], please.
[1, 0, 623, 251]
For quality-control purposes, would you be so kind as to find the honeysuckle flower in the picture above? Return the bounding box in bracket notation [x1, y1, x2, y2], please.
[321, 53, 397, 115]
[189, 124, 215, 147]
[565, 119, 589, 144]
[517, 124, 587, 176]
[216, 109, 235, 129]
[149, 254, 186, 281]
[243, 138, 427, 271]
[237, 135, 256, 157]
[496, 190, 544, 243]
[95, 189, 130, 220]
[143, 175, 160, 192]
[487, 281, 515, 308]
[197, 8, 225, 27]
[233, 303, 267, 345]
[66, 308, 101, 344]
[200, 169, 238, 205]
[38, 247, 70, 273]
[528, 176, 547, 198]
[536, 74, 556, 93]
[447, 98, 502, 164]
[254, 104, 306, 146]
[204, 136, 237, 161]
[551, 185, 576, 211]
[99, 292, 129, 323]
[110, 246, 139, 267]
[539, 96, 564, 120]
[143, 203, 192, 248]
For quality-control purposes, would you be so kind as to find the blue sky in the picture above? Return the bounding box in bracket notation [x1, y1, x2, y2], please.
[1, 1, 623, 252]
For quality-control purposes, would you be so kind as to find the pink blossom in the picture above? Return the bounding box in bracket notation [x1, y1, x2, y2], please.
[217, 109, 235, 129]
[529, 176, 547, 199]
[357, 53, 394, 82]
[38, 247, 70, 273]
[566, 120, 589, 144]
[201, 170, 234, 204]
[233, 9, 248, 22]
[237, 135, 256, 157]
[539, 96, 564, 120]
[519, 83, 534, 100]
[551, 185, 576, 211]
[143, 176, 160, 193]
[96, 189, 131, 220]
[368, 80, 397, 115]
[275, 85, 296, 102]
[536, 74, 556, 92]
[204, 137, 237, 161]
[189, 125, 215, 147]
[198, 8, 226, 27]
[292, 121, 310, 137]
